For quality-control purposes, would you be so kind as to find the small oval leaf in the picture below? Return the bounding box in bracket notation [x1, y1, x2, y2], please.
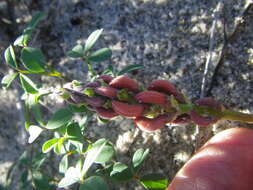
[19, 74, 38, 94]
[110, 162, 134, 182]
[92, 139, 115, 164]
[82, 140, 107, 176]
[21, 47, 45, 72]
[28, 11, 46, 29]
[140, 173, 168, 189]
[42, 138, 59, 153]
[58, 167, 80, 188]
[67, 44, 84, 58]
[28, 125, 43, 143]
[59, 154, 69, 174]
[46, 108, 73, 129]
[4, 45, 17, 68]
[118, 64, 143, 76]
[132, 148, 150, 172]
[79, 176, 108, 190]
[1, 73, 18, 89]
[84, 29, 103, 52]
[88, 48, 112, 62]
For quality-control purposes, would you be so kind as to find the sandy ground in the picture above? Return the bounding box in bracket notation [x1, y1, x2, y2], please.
[0, 0, 253, 189]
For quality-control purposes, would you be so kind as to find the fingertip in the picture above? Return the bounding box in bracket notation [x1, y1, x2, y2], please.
[167, 128, 253, 190]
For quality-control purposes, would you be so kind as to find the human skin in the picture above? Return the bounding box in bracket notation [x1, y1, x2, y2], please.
[167, 128, 253, 190]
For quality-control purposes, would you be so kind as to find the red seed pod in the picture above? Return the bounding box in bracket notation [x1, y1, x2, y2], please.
[112, 100, 144, 118]
[190, 97, 222, 127]
[134, 115, 168, 132]
[148, 80, 177, 95]
[98, 75, 114, 84]
[95, 86, 117, 99]
[85, 97, 105, 107]
[148, 80, 186, 103]
[70, 92, 87, 104]
[109, 75, 139, 92]
[86, 81, 101, 88]
[135, 91, 167, 105]
[95, 107, 119, 119]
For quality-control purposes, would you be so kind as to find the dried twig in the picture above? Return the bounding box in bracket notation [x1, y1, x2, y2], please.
[196, 1, 224, 151]
[207, 2, 253, 95]
[200, 2, 224, 98]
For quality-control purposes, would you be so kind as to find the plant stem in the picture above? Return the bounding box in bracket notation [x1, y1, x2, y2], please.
[177, 103, 253, 123]
[17, 70, 71, 81]
[221, 110, 253, 123]
[86, 61, 96, 78]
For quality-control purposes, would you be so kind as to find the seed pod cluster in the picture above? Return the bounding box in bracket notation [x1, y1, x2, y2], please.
[63, 75, 223, 132]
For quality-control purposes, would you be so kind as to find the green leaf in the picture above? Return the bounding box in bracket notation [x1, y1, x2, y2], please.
[21, 47, 45, 72]
[19, 74, 38, 94]
[28, 11, 46, 29]
[32, 153, 47, 170]
[1, 73, 18, 89]
[19, 151, 29, 165]
[88, 48, 112, 62]
[132, 148, 149, 172]
[81, 140, 107, 176]
[79, 176, 108, 190]
[42, 138, 59, 153]
[139, 173, 168, 190]
[95, 164, 113, 178]
[26, 94, 44, 126]
[14, 28, 33, 47]
[69, 104, 88, 113]
[46, 108, 73, 129]
[4, 45, 17, 68]
[102, 64, 115, 76]
[28, 125, 43, 143]
[118, 64, 144, 75]
[59, 155, 69, 174]
[92, 139, 114, 164]
[67, 44, 84, 58]
[67, 122, 82, 139]
[110, 162, 134, 182]
[20, 170, 29, 187]
[54, 137, 65, 154]
[33, 171, 55, 190]
[58, 167, 80, 188]
[84, 29, 103, 52]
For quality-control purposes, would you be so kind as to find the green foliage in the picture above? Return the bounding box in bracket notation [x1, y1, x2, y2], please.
[59, 155, 69, 174]
[110, 162, 134, 182]
[84, 29, 103, 52]
[139, 173, 168, 190]
[92, 139, 115, 164]
[42, 138, 59, 153]
[28, 125, 43, 143]
[58, 167, 80, 188]
[21, 47, 45, 72]
[4, 45, 17, 68]
[88, 48, 112, 62]
[79, 176, 108, 190]
[132, 148, 150, 172]
[1, 73, 18, 89]
[81, 139, 107, 176]
[32, 171, 55, 190]
[118, 64, 144, 75]
[2, 15, 168, 189]
[46, 108, 73, 129]
[19, 74, 38, 94]
[67, 44, 85, 58]
[14, 11, 46, 47]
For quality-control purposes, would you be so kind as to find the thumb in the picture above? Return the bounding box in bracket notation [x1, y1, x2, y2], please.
[167, 128, 253, 190]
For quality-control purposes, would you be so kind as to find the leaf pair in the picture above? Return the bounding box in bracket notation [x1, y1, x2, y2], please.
[68, 29, 112, 62]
